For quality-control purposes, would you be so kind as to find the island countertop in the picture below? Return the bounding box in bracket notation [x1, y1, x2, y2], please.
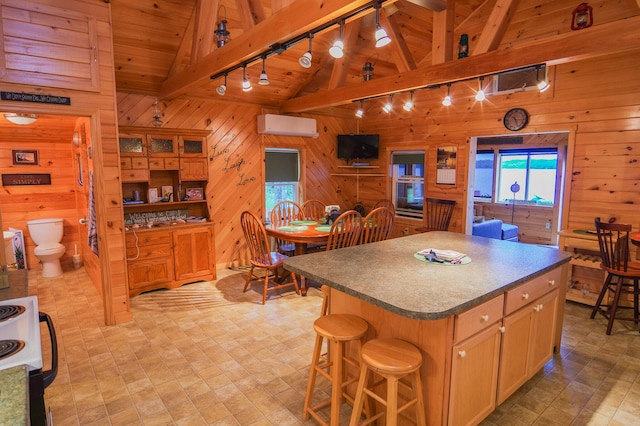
[283, 231, 572, 320]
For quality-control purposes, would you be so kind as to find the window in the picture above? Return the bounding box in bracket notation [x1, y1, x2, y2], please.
[475, 148, 558, 206]
[392, 152, 424, 219]
[265, 149, 300, 218]
[488, 65, 547, 96]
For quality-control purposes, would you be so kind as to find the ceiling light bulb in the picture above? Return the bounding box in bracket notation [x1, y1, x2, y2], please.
[442, 95, 452, 106]
[375, 27, 391, 48]
[383, 95, 393, 113]
[355, 108, 364, 118]
[329, 40, 343, 58]
[475, 90, 486, 101]
[216, 74, 227, 96]
[299, 51, 312, 68]
[403, 92, 414, 111]
[537, 80, 550, 92]
[4, 113, 37, 125]
[258, 58, 269, 85]
[242, 66, 252, 92]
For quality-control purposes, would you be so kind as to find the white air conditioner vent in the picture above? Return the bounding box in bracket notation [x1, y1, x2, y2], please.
[257, 114, 318, 138]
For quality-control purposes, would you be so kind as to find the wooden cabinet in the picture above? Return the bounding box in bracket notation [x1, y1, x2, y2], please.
[558, 229, 604, 306]
[126, 224, 216, 296]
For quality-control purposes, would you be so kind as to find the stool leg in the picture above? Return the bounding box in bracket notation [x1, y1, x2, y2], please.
[386, 375, 399, 426]
[349, 363, 370, 426]
[606, 278, 624, 335]
[591, 274, 613, 319]
[412, 369, 426, 426]
[330, 339, 344, 425]
[303, 333, 324, 420]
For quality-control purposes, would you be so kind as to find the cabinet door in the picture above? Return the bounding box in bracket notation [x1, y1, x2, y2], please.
[448, 322, 502, 426]
[179, 136, 207, 157]
[147, 135, 178, 157]
[528, 289, 559, 374]
[119, 134, 147, 156]
[497, 302, 533, 404]
[173, 227, 214, 281]
[180, 157, 208, 180]
[127, 258, 174, 294]
[0, 0, 100, 91]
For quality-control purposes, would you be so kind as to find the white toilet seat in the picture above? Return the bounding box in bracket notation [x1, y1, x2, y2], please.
[34, 243, 65, 256]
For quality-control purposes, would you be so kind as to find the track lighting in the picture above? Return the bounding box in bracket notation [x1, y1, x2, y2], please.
[536, 65, 550, 92]
[299, 34, 313, 68]
[216, 73, 227, 96]
[442, 83, 452, 106]
[383, 95, 393, 113]
[355, 100, 364, 118]
[259, 56, 269, 85]
[4, 113, 37, 125]
[475, 77, 486, 101]
[242, 65, 252, 92]
[329, 20, 344, 59]
[403, 91, 414, 111]
[374, 2, 391, 48]
[214, 6, 230, 48]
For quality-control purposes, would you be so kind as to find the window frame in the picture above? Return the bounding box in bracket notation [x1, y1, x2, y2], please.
[264, 148, 301, 218]
[391, 151, 425, 220]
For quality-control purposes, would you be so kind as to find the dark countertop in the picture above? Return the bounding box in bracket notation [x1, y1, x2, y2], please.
[283, 231, 572, 320]
[0, 269, 28, 301]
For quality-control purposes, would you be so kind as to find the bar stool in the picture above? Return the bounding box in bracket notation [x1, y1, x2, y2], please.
[349, 338, 426, 426]
[303, 288, 369, 425]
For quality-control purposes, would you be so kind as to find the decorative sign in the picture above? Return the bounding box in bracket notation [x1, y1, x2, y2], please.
[1, 91, 71, 105]
[2, 174, 52, 186]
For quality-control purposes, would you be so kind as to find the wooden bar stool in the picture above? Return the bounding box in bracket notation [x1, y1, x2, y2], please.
[349, 338, 426, 426]
[303, 310, 369, 425]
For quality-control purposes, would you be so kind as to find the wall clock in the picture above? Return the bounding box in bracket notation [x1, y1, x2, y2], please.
[503, 108, 529, 131]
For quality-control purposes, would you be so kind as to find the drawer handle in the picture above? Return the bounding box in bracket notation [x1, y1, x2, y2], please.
[534, 304, 543, 312]
[481, 314, 489, 322]
[499, 326, 506, 333]
[548, 279, 556, 286]
[522, 293, 530, 300]
[458, 350, 466, 358]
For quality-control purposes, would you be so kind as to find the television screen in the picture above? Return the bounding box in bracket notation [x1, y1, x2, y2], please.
[337, 134, 380, 160]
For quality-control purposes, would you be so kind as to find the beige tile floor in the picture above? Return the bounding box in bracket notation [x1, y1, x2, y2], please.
[29, 267, 640, 425]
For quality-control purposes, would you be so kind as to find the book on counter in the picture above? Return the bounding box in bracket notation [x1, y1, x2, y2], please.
[186, 216, 207, 223]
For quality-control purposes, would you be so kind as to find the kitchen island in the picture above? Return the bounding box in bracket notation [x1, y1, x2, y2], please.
[284, 231, 571, 425]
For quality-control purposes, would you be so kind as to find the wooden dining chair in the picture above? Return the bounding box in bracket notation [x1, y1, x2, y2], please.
[360, 207, 394, 244]
[590, 217, 640, 334]
[302, 199, 327, 220]
[373, 199, 395, 216]
[416, 198, 456, 233]
[326, 210, 363, 251]
[270, 200, 303, 256]
[240, 211, 300, 304]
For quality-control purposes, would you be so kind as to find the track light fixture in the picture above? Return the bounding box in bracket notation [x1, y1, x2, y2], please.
[355, 100, 364, 118]
[214, 5, 230, 48]
[442, 83, 452, 106]
[383, 94, 393, 113]
[536, 65, 550, 92]
[259, 56, 269, 85]
[329, 20, 344, 59]
[374, 2, 391, 48]
[216, 73, 227, 96]
[475, 76, 486, 101]
[403, 91, 414, 111]
[299, 33, 313, 68]
[242, 65, 252, 92]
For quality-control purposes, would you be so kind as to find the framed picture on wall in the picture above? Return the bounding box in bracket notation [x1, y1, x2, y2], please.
[12, 149, 38, 165]
[436, 146, 457, 185]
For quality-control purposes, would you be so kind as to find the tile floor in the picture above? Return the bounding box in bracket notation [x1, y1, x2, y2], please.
[28, 267, 640, 425]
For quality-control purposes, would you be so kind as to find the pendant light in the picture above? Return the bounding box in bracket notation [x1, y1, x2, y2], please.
[299, 34, 313, 68]
[214, 6, 230, 48]
[152, 101, 163, 127]
[475, 77, 486, 101]
[242, 64, 252, 92]
[403, 91, 414, 111]
[442, 83, 452, 106]
[374, 2, 391, 48]
[216, 73, 227, 96]
[382, 94, 393, 113]
[536, 65, 550, 92]
[355, 100, 364, 118]
[329, 20, 344, 59]
[258, 56, 269, 86]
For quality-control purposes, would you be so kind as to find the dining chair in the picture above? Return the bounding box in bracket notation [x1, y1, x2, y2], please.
[302, 199, 327, 220]
[326, 210, 363, 251]
[360, 207, 394, 244]
[240, 211, 300, 304]
[270, 200, 303, 256]
[373, 199, 395, 216]
[416, 198, 456, 233]
[590, 217, 640, 334]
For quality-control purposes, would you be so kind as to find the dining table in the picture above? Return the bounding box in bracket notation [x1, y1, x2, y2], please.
[265, 219, 332, 295]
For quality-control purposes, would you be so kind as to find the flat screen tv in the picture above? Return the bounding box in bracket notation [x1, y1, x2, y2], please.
[337, 134, 380, 160]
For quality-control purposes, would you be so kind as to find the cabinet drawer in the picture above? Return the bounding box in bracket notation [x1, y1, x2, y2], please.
[130, 157, 149, 169]
[121, 169, 149, 182]
[454, 294, 504, 343]
[126, 243, 172, 261]
[504, 268, 561, 315]
[126, 232, 172, 248]
[149, 157, 179, 170]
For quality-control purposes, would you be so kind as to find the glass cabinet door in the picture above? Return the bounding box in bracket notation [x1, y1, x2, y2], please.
[119, 134, 147, 156]
[147, 135, 178, 157]
[179, 137, 206, 157]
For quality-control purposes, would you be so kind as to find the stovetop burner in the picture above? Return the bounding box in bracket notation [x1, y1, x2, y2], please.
[0, 304, 25, 322]
[0, 339, 25, 360]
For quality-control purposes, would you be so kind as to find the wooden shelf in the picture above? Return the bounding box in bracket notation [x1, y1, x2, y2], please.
[331, 173, 385, 177]
[337, 165, 380, 169]
[123, 200, 206, 209]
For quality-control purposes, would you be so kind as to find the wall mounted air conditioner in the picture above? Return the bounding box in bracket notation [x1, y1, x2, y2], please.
[257, 114, 318, 138]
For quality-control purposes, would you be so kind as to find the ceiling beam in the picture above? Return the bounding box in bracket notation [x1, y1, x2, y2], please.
[328, 20, 361, 89]
[431, 0, 455, 64]
[191, 0, 218, 63]
[159, 0, 376, 100]
[381, 12, 416, 72]
[473, 0, 521, 54]
[280, 16, 640, 113]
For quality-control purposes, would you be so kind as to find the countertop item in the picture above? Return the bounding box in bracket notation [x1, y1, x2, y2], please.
[0, 365, 29, 425]
[0, 269, 28, 301]
[284, 231, 572, 319]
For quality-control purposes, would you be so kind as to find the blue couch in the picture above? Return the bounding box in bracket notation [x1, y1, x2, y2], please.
[472, 218, 519, 242]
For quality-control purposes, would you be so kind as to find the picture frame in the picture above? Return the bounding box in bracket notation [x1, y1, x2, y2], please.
[12, 149, 38, 165]
[186, 187, 203, 200]
[161, 185, 174, 202]
[436, 145, 457, 185]
[148, 188, 159, 203]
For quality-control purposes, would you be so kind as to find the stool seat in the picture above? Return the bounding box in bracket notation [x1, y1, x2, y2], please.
[314, 314, 369, 341]
[350, 338, 426, 426]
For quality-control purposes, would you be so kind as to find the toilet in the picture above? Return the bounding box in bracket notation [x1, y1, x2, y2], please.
[27, 218, 65, 278]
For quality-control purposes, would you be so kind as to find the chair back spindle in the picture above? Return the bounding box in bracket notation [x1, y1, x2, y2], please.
[326, 210, 362, 251]
[360, 207, 394, 244]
